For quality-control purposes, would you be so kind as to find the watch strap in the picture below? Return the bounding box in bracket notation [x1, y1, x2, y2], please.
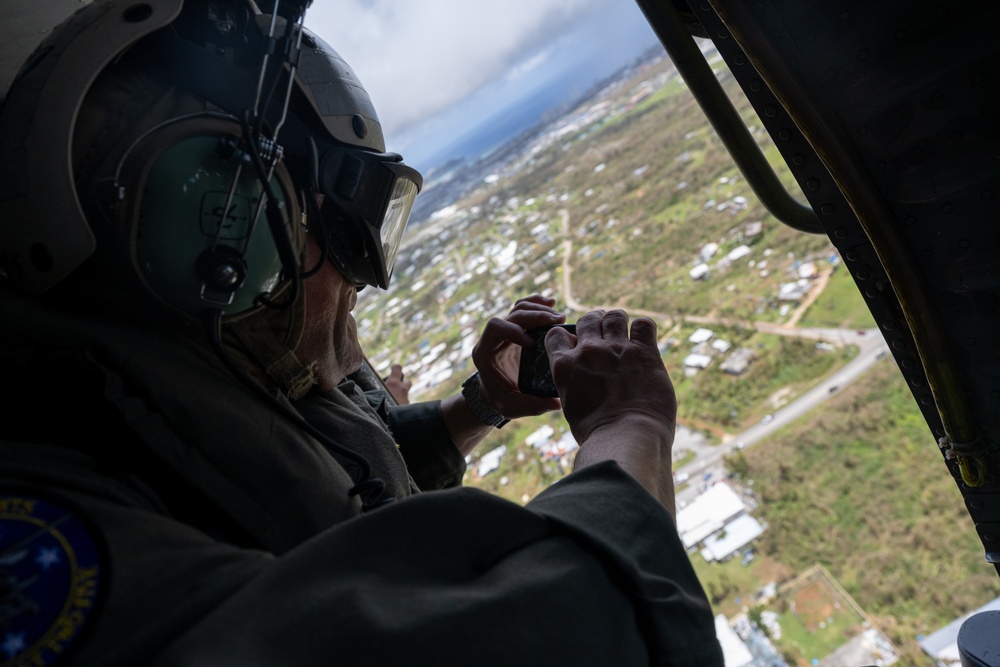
[461, 372, 509, 428]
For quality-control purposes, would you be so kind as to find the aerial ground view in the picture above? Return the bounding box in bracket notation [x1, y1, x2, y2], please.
[357, 51, 1000, 666]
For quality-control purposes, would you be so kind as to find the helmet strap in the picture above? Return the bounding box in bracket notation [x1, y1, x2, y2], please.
[227, 307, 316, 400]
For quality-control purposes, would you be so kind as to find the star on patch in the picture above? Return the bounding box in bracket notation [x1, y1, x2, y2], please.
[35, 546, 61, 571]
[2, 632, 27, 659]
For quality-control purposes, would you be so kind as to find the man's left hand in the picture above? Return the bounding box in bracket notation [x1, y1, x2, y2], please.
[471, 294, 565, 420]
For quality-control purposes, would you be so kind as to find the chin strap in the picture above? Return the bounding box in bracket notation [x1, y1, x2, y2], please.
[227, 309, 316, 400]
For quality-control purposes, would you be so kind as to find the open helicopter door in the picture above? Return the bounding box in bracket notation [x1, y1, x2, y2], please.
[635, 0, 1000, 661]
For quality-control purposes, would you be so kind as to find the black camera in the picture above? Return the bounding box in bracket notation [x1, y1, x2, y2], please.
[518, 324, 576, 397]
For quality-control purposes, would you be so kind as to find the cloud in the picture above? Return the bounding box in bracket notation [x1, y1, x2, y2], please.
[504, 47, 555, 84]
[306, 0, 617, 140]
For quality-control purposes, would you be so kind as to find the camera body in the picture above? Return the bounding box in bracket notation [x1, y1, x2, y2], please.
[518, 324, 576, 397]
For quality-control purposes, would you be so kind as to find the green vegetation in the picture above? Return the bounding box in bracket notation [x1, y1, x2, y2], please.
[690, 553, 792, 618]
[729, 361, 1000, 663]
[666, 330, 853, 428]
[673, 448, 696, 469]
[799, 265, 878, 330]
[777, 602, 857, 665]
[463, 411, 574, 504]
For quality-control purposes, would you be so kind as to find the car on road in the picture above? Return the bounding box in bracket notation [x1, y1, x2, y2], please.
[673, 472, 689, 484]
[761, 414, 774, 424]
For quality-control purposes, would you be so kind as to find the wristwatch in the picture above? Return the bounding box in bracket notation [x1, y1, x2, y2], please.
[461, 372, 509, 428]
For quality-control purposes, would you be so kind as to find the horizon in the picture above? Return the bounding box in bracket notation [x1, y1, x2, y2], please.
[310, 1, 662, 173]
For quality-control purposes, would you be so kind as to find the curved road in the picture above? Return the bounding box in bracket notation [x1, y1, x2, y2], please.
[673, 333, 889, 507]
[555, 207, 892, 505]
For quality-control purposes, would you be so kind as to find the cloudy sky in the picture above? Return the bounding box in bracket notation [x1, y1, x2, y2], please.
[306, 1, 662, 167]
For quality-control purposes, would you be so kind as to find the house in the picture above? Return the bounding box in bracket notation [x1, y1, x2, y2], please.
[711, 339, 732, 354]
[525, 425, 555, 449]
[778, 280, 810, 301]
[688, 328, 714, 344]
[676, 484, 768, 564]
[919, 595, 1000, 666]
[721, 348, 756, 375]
[714, 616, 755, 667]
[476, 445, 507, 477]
[683, 353, 713, 370]
[699, 514, 766, 562]
[690, 263, 710, 280]
[743, 220, 763, 241]
[675, 483, 747, 550]
[540, 432, 580, 459]
[726, 245, 752, 262]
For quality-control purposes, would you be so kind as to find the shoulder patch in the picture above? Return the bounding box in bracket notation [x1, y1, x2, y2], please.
[0, 493, 107, 666]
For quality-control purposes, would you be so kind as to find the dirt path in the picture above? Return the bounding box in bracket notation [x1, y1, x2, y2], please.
[786, 266, 833, 327]
[549, 208, 875, 451]
[557, 207, 845, 345]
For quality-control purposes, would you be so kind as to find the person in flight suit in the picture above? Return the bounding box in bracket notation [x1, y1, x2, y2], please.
[0, 0, 724, 664]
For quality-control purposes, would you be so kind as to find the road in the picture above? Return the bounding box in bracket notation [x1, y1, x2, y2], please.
[674, 332, 889, 507]
[555, 206, 893, 507]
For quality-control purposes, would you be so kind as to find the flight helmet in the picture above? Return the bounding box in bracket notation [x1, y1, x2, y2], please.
[0, 0, 422, 323]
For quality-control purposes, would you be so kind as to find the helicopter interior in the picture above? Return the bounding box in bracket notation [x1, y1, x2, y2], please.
[635, 0, 1000, 579]
[3, 0, 999, 660]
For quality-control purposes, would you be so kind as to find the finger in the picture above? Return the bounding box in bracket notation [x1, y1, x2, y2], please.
[575, 309, 605, 340]
[476, 317, 534, 352]
[629, 317, 658, 347]
[543, 325, 575, 356]
[602, 309, 629, 343]
[512, 294, 556, 309]
[506, 309, 565, 333]
[509, 301, 563, 317]
[390, 364, 405, 380]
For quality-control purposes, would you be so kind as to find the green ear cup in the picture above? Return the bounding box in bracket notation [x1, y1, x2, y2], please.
[133, 135, 289, 316]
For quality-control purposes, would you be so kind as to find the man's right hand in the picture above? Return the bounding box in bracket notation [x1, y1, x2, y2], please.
[545, 309, 678, 516]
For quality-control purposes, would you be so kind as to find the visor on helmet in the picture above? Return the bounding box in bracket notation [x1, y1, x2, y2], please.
[318, 147, 421, 289]
[251, 17, 422, 289]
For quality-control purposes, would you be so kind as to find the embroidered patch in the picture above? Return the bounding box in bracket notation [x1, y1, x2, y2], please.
[0, 494, 106, 666]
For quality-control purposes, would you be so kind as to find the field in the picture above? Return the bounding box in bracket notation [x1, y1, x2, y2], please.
[775, 571, 865, 666]
[729, 360, 1000, 663]
[799, 265, 877, 330]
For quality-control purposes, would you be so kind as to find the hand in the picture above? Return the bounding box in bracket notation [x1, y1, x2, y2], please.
[545, 309, 678, 513]
[382, 364, 411, 405]
[471, 294, 565, 419]
[545, 309, 676, 442]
